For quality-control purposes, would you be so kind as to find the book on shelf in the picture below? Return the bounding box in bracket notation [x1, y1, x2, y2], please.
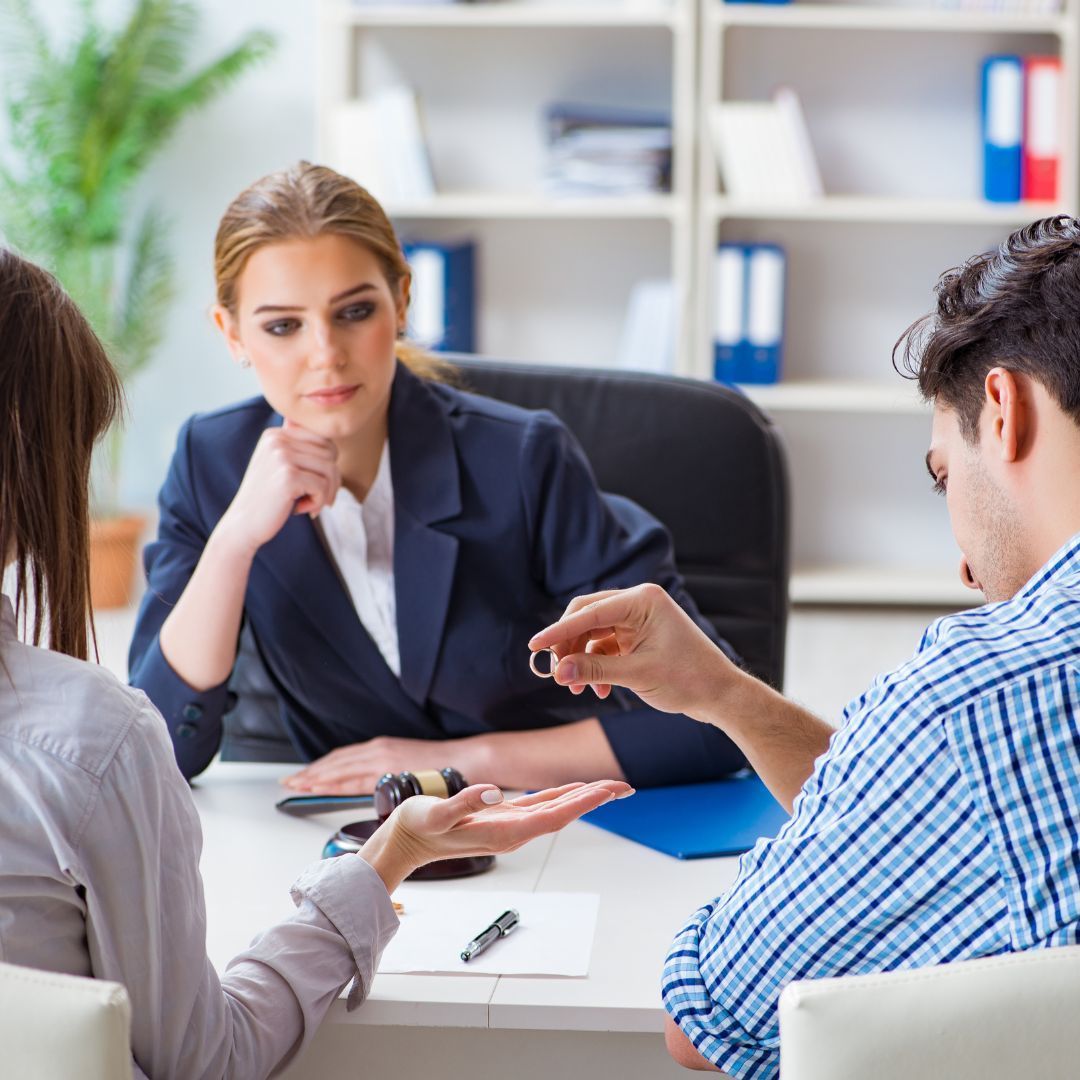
[615, 279, 677, 374]
[330, 86, 435, 205]
[710, 89, 823, 202]
[403, 241, 476, 353]
[544, 103, 672, 197]
[1023, 56, 1063, 201]
[982, 54, 1062, 203]
[982, 56, 1024, 202]
[713, 244, 786, 386]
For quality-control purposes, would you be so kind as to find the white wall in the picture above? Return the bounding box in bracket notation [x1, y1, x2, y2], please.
[2, 0, 316, 508]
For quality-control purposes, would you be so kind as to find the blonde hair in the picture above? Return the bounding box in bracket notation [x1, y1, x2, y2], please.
[214, 162, 452, 381]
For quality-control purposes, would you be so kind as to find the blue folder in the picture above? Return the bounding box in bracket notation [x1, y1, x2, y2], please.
[982, 55, 1023, 203]
[583, 773, 789, 859]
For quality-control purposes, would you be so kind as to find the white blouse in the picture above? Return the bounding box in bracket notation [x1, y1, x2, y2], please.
[0, 597, 399, 1079]
[317, 442, 400, 677]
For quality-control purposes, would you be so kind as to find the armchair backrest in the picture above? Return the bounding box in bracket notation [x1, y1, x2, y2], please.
[0, 960, 133, 1080]
[779, 947, 1080, 1080]
[451, 358, 790, 689]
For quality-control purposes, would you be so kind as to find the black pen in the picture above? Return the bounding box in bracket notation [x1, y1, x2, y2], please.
[460, 908, 519, 962]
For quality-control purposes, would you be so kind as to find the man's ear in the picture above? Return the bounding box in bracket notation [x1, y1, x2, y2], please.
[984, 367, 1024, 464]
[212, 304, 246, 362]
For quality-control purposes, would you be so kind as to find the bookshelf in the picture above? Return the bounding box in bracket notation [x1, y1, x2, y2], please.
[382, 193, 683, 220]
[321, 3, 686, 28]
[739, 379, 925, 415]
[719, 4, 1071, 33]
[315, 0, 1079, 607]
[316, 0, 697, 373]
[696, 0, 1080, 607]
[710, 194, 1064, 225]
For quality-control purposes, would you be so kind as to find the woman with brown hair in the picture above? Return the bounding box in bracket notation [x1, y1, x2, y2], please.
[0, 246, 631, 1078]
[128, 161, 745, 793]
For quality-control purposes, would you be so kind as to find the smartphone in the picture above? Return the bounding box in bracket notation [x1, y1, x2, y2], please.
[275, 793, 375, 817]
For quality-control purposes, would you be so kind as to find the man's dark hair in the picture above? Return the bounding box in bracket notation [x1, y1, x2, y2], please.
[894, 215, 1080, 440]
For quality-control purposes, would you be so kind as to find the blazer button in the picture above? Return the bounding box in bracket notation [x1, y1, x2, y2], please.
[182, 703, 203, 721]
[176, 722, 198, 740]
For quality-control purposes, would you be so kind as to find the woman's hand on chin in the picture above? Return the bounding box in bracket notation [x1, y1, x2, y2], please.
[358, 780, 634, 893]
[217, 420, 341, 558]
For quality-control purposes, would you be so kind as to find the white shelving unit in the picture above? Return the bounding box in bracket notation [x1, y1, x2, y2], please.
[384, 193, 683, 220]
[789, 565, 979, 607]
[317, 0, 696, 371]
[719, 3, 1071, 33]
[710, 194, 1065, 225]
[696, 0, 1080, 606]
[316, 0, 1080, 608]
[739, 378, 925, 415]
[321, 2, 686, 28]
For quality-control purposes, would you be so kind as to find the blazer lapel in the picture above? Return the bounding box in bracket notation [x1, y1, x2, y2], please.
[389, 364, 462, 707]
[257, 509, 384, 680]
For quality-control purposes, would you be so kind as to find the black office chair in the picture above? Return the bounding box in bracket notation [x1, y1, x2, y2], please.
[219, 356, 790, 763]
[450, 357, 790, 690]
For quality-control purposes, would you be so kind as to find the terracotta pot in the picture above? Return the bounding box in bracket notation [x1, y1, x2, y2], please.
[89, 513, 147, 610]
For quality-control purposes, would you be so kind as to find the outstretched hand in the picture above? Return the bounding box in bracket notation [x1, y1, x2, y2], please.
[527, 583, 736, 719]
[360, 780, 633, 893]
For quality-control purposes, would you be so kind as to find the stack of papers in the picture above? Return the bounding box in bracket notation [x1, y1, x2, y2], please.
[545, 104, 672, 197]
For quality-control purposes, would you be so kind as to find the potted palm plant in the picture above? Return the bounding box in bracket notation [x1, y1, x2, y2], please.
[0, 0, 273, 607]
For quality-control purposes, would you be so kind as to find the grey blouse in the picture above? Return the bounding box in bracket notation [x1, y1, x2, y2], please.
[0, 597, 399, 1078]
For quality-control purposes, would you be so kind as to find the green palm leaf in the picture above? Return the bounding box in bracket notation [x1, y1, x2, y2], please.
[0, 0, 274, 512]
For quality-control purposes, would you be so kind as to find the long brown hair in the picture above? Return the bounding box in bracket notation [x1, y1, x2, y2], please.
[214, 161, 452, 381]
[0, 249, 123, 660]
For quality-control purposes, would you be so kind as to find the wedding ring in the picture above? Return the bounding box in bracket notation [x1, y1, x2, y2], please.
[529, 648, 558, 679]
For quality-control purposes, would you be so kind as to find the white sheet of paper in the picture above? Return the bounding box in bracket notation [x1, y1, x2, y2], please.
[378, 890, 600, 976]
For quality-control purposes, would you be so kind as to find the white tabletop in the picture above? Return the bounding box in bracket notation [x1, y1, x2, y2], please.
[191, 762, 740, 1034]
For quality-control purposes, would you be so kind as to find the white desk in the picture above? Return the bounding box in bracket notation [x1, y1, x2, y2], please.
[192, 762, 740, 1079]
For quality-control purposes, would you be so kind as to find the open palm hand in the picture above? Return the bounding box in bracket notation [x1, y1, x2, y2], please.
[364, 780, 632, 890]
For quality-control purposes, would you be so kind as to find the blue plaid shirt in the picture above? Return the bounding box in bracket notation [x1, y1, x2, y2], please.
[662, 533, 1080, 1079]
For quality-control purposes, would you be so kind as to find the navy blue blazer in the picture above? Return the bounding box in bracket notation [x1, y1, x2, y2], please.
[129, 363, 745, 787]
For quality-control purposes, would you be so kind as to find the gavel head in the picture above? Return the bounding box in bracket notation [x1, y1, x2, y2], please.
[373, 767, 468, 821]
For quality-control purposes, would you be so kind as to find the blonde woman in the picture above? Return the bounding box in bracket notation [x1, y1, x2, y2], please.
[0, 246, 631, 1079]
[129, 162, 744, 793]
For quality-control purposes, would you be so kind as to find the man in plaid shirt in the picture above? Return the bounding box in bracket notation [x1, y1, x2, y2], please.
[529, 216, 1080, 1077]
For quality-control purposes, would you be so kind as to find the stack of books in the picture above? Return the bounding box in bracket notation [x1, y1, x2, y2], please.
[982, 55, 1063, 203]
[710, 89, 823, 202]
[615, 279, 677, 374]
[713, 244, 786, 386]
[330, 86, 435, 205]
[544, 104, 673, 197]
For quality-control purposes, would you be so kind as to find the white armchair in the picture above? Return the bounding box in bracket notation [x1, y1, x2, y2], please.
[0, 960, 132, 1080]
[779, 947, 1080, 1080]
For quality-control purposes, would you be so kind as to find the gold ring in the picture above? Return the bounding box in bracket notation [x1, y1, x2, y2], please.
[529, 648, 558, 679]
